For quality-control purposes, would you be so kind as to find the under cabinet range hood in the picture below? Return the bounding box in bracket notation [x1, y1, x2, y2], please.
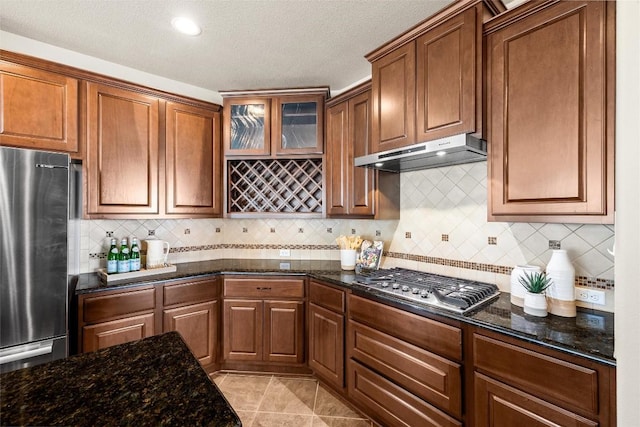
[354, 133, 487, 173]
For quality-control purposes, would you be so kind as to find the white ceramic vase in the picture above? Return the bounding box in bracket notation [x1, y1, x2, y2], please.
[546, 249, 576, 317]
[523, 291, 548, 317]
[510, 265, 542, 307]
[340, 249, 357, 270]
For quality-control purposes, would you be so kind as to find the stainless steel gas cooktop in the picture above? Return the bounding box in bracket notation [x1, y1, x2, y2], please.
[353, 267, 500, 314]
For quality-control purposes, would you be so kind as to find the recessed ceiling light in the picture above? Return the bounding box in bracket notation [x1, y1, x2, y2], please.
[171, 17, 201, 36]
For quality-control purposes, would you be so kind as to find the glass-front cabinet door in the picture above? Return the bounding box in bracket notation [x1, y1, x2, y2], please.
[223, 98, 271, 156]
[273, 95, 324, 155]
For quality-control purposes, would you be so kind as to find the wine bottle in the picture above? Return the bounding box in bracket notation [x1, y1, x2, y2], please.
[106, 238, 119, 274]
[117, 237, 130, 273]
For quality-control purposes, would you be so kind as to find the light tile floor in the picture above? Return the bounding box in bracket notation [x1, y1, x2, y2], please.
[212, 373, 373, 427]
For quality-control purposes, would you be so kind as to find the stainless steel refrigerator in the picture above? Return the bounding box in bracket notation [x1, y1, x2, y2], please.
[0, 146, 69, 373]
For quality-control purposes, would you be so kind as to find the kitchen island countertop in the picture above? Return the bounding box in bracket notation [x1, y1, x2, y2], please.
[71, 258, 615, 367]
[0, 331, 241, 427]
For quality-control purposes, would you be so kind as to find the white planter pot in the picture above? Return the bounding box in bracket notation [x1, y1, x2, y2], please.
[510, 265, 542, 307]
[524, 291, 548, 317]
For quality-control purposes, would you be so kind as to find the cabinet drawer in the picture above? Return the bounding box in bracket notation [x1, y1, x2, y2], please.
[82, 313, 155, 353]
[473, 333, 599, 416]
[309, 281, 345, 312]
[82, 287, 156, 324]
[349, 320, 461, 419]
[348, 360, 461, 427]
[163, 278, 218, 307]
[348, 295, 462, 361]
[223, 277, 304, 298]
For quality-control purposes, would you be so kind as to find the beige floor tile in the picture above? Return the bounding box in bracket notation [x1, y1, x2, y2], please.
[210, 372, 226, 386]
[314, 385, 364, 419]
[235, 410, 256, 427]
[252, 412, 313, 427]
[258, 376, 318, 415]
[216, 374, 273, 411]
[312, 416, 372, 427]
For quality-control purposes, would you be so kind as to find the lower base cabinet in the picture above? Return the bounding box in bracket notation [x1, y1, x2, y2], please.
[163, 300, 218, 367]
[82, 313, 155, 353]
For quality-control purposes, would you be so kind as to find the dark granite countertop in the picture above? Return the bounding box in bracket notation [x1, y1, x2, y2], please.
[71, 259, 615, 367]
[0, 332, 241, 427]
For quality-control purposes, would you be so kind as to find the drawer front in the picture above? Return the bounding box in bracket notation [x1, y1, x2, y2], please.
[474, 373, 597, 427]
[349, 320, 462, 418]
[348, 360, 462, 427]
[348, 294, 462, 361]
[223, 277, 304, 298]
[473, 333, 599, 416]
[163, 278, 218, 307]
[82, 313, 155, 353]
[309, 281, 345, 313]
[82, 287, 156, 324]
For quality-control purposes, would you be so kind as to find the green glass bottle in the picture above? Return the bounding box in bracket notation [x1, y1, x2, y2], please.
[130, 237, 141, 271]
[106, 238, 118, 274]
[117, 237, 130, 273]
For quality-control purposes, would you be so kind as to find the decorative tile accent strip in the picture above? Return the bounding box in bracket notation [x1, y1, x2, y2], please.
[87, 245, 614, 291]
[383, 251, 614, 290]
[405, 232, 411, 238]
[441, 234, 449, 242]
[488, 237, 497, 245]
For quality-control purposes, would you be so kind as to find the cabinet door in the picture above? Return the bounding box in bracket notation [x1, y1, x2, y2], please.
[165, 102, 222, 216]
[486, 1, 613, 222]
[0, 62, 78, 153]
[273, 95, 324, 155]
[82, 313, 155, 353]
[325, 100, 349, 215]
[371, 41, 416, 153]
[309, 303, 344, 388]
[223, 98, 271, 156]
[348, 91, 375, 216]
[163, 300, 218, 366]
[86, 82, 159, 215]
[416, 6, 476, 141]
[474, 373, 597, 427]
[264, 300, 304, 364]
[223, 299, 263, 361]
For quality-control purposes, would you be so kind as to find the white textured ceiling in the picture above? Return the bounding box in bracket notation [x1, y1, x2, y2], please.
[0, 0, 464, 96]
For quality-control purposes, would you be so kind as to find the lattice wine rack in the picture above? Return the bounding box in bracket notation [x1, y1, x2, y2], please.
[228, 159, 323, 214]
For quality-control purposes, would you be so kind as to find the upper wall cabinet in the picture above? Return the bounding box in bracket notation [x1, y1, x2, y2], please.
[367, 0, 504, 154]
[165, 102, 222, 216]
[485, 0, 615, 224]
[221, 88, 328, 157]
[0, 59, 79, 156]
[325, 82, 399, 219]
[86, 82, 160, 216]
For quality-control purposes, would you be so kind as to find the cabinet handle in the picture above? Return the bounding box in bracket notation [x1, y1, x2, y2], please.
[256, 287, 272, 291]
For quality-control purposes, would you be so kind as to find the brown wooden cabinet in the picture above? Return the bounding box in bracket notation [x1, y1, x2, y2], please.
[326, 83, 400, 219]
[78, 286, 157, 353]
[86, 82, 159, 216]
[162, 278, 220, 369]
[485, 0, 615, 223]
[222, 276, 305, 368]
[222, 89, 327, 157]
[308, 280, 346, 390]
[0, 59, 79, 155]
[165, 101, 222, 216]
[367, 0, 499, 154]
[347, 295, 463, 426]
[471, 329, 615, 427]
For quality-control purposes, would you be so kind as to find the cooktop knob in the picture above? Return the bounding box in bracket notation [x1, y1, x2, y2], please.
[401, 285, 410, 292]
[420, 290, 430, 298]
[392, 283, 400, 289]
[411, 287, 420, 294]
[380, 282, 389, 288]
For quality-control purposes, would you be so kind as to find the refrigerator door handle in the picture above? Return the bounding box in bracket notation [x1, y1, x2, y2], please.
[0, 340, 54, 365]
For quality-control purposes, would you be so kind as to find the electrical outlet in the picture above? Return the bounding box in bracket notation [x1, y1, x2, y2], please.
[575, 287, 606, 305]
[279, 249, 290, 257]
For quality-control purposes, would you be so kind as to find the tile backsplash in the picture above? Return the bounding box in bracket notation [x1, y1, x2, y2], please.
[78, 162, 615, 311]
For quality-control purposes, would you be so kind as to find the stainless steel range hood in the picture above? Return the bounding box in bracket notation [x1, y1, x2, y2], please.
[354, 133, 487, 173]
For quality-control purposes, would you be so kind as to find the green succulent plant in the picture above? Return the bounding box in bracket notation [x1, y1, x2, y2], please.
[518, 271, 553, 294]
